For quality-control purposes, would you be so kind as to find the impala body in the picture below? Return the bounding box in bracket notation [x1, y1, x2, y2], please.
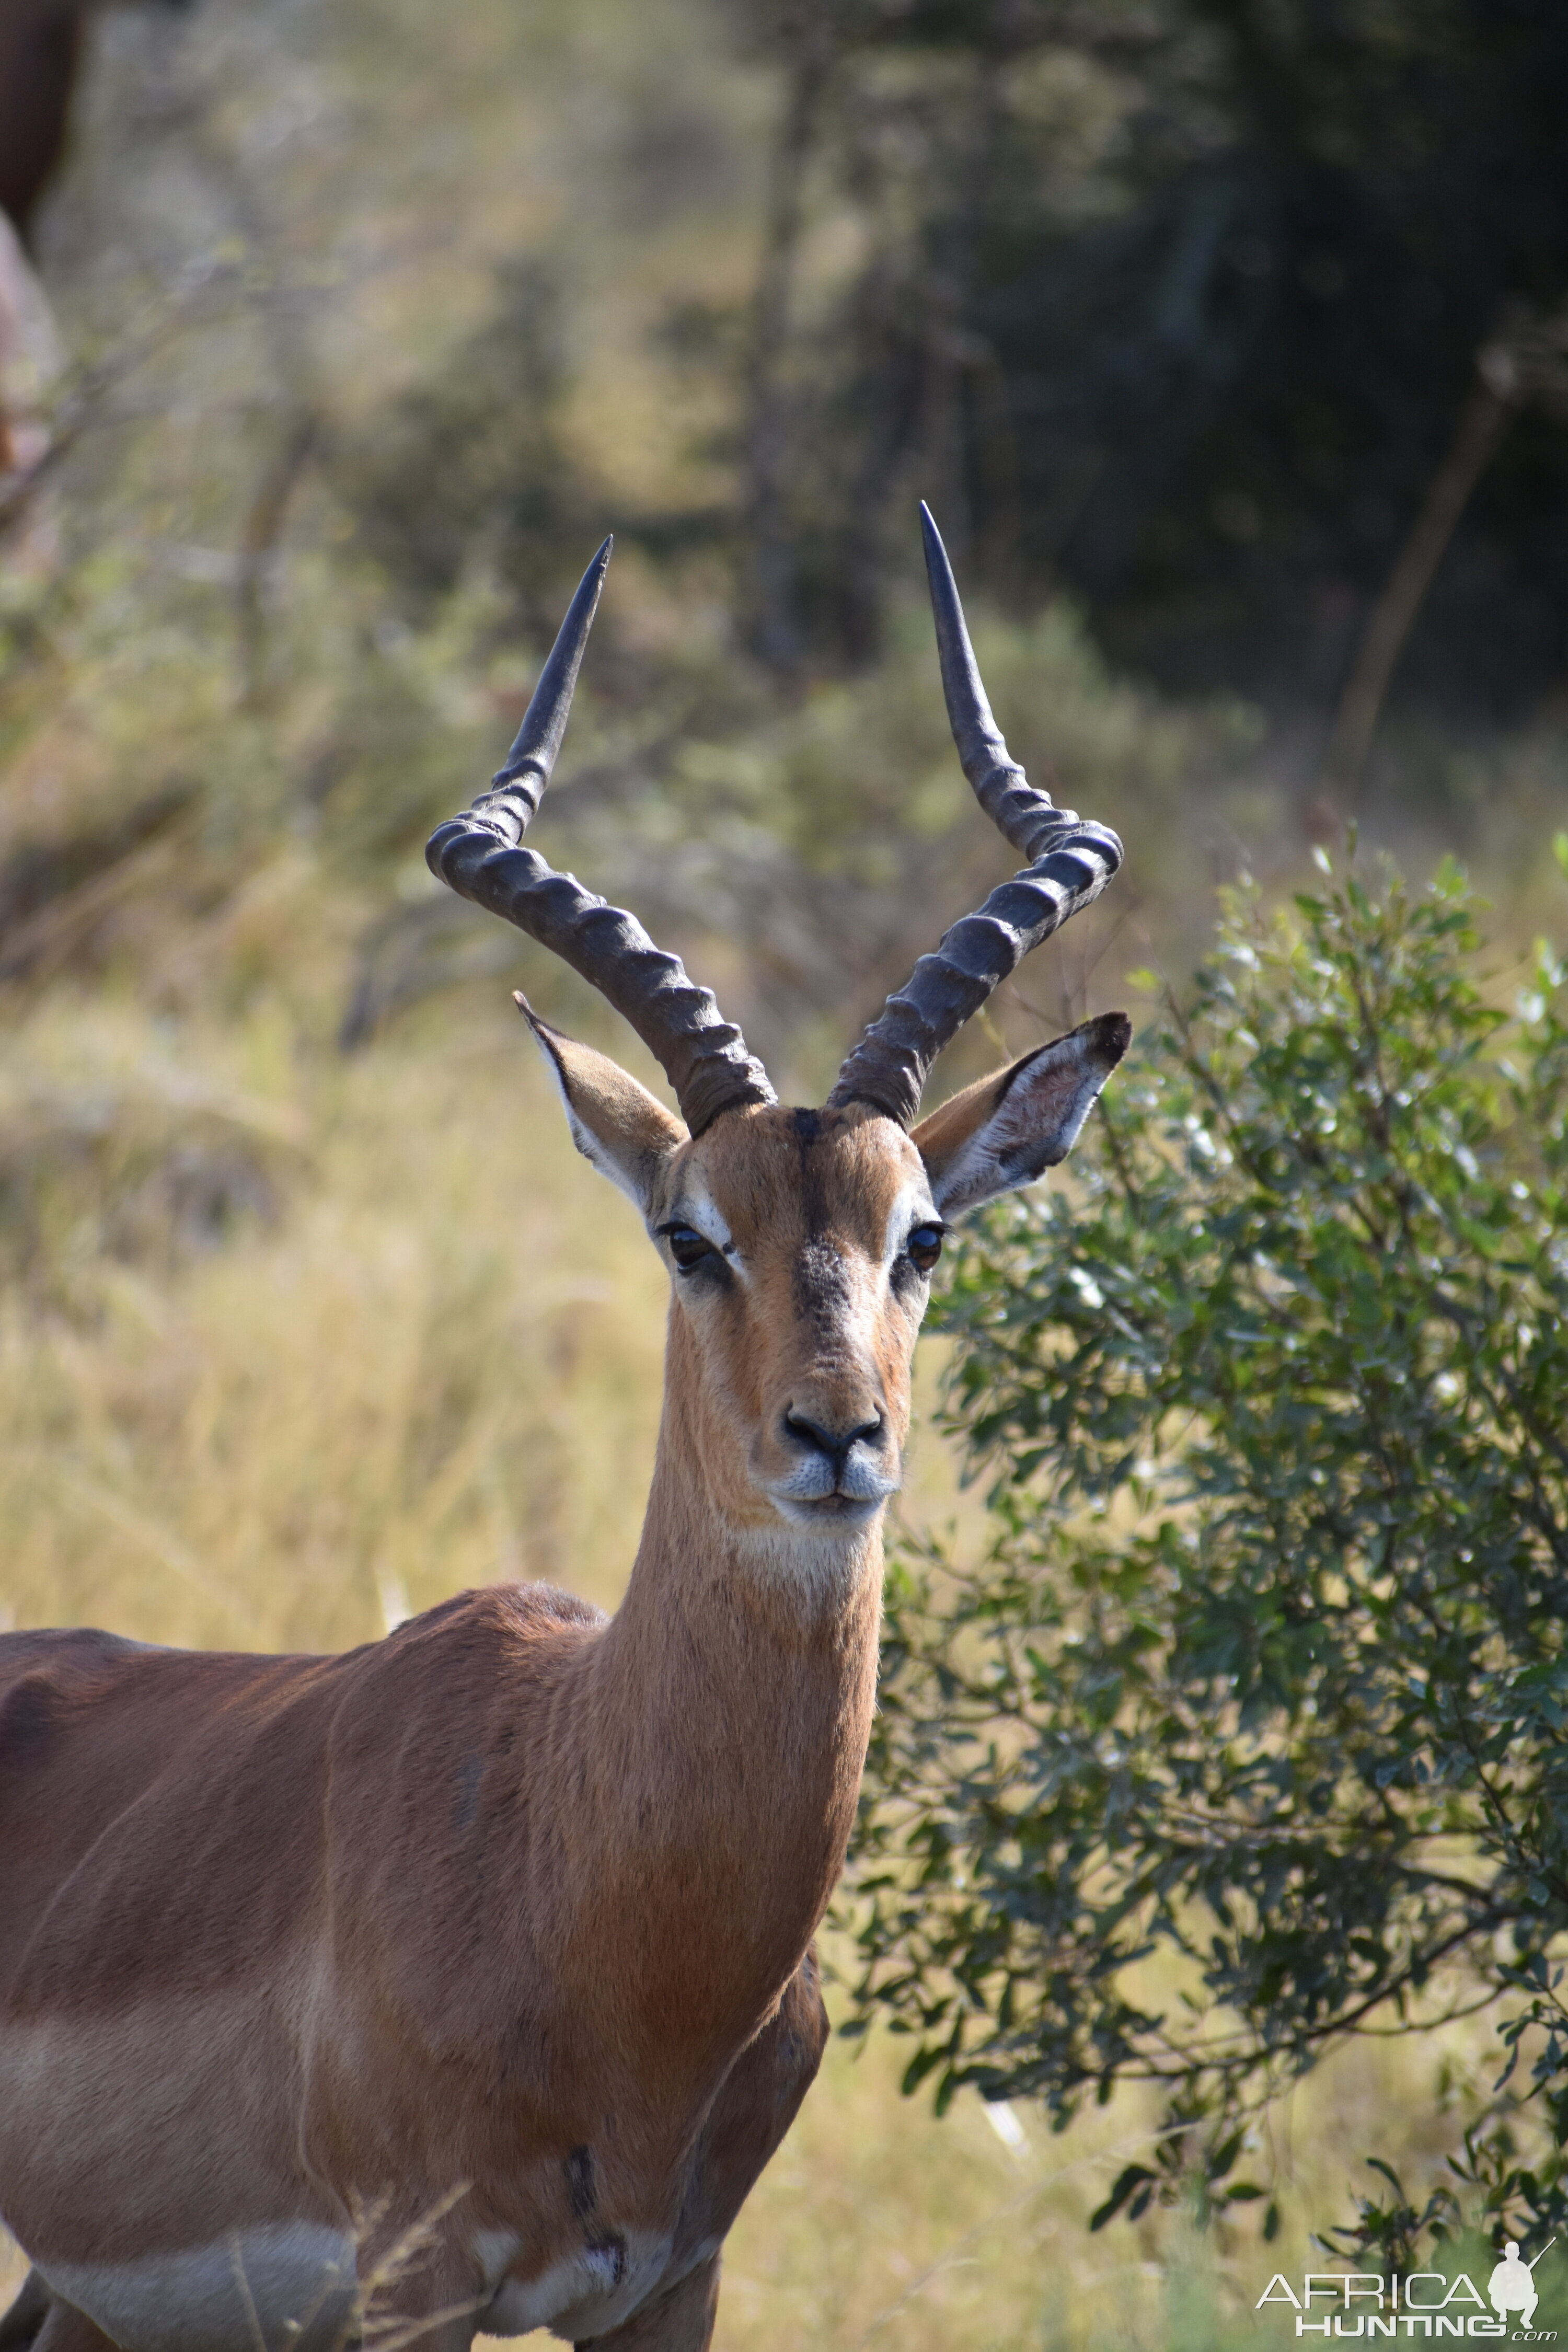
[0, 512, 1127, 2352]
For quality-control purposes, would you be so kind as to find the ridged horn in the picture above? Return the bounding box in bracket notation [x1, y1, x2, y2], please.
[827, 504, 1124, 1127]
[426, 538, 777, 1136]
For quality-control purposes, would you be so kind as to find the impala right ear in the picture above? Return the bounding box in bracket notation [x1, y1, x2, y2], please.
[518, 998, 688, 1213]
[913, 1010, 1132, 1218]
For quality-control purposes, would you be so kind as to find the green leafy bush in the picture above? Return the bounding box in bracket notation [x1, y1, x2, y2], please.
[851, 850, 1568, 2259]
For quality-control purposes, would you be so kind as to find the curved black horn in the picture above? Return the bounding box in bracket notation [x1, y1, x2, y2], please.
[491, 534, 614, 813]
[426, 538, 777, 1136]
[827, 505, 1124, 1128]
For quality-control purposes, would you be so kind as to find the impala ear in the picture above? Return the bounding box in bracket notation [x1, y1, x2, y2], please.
[912, 1011, 1131, 1218]
[519, 998, 688, 1212]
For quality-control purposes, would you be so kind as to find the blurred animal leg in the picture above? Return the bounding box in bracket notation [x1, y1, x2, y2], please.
[29, 2302, 117, 2352]
[575, 2254, 720, 2352]
[579, 1950, 828, 2351]
[674, 1946, 829, 2255]
[378, 2320, 474, 2352]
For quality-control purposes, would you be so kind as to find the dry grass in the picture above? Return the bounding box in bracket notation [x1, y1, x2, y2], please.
[0, 979, 665, 1647]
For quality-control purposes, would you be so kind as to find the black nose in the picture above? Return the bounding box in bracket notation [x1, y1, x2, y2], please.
[783, 1409, 885, 1462]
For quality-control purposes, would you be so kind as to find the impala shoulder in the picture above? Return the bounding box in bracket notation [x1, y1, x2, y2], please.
[374, 1581, 609, 1661]
[0, 1623, 164, 1700]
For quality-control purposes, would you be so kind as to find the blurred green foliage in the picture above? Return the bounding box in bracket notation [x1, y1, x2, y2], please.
[851, 849, 1568, 2260]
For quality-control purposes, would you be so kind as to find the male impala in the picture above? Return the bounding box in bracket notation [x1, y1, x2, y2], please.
[0, 509, 1127, 2352]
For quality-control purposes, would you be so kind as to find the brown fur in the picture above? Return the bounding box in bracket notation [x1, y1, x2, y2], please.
[0, 1023, 1123, 2350]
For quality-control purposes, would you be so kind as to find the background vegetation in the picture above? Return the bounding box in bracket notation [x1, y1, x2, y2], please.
[853, 855, 1568, 2273]
[3, 0, 1568, 2343]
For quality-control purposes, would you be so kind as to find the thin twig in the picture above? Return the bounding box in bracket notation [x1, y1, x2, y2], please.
[0, 255, 231, 543]
[1323, 359, 1515, 811]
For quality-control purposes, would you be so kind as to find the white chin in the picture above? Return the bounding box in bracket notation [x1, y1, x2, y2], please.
[768, 1493, 884, 1531]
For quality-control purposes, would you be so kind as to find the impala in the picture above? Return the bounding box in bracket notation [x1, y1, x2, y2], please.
[0, 508, 1128, 2352]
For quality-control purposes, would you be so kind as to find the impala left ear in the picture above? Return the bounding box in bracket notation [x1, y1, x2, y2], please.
[912, 1011, 1132, 1218]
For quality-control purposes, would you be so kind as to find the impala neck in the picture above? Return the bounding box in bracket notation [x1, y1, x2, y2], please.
[583, 1374, 884, 2053]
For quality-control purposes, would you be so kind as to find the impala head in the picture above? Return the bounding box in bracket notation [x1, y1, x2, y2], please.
[428, 510, 1130, 1543]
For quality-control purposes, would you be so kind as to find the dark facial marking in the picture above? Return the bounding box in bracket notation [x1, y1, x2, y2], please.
[784, 1109, 859, 1327]
[793, 1236, 852, 1338]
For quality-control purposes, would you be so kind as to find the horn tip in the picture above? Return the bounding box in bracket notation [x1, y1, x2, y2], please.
[918, 502, 954, 589]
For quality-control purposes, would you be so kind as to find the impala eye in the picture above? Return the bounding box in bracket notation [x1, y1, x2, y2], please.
[662, 1224, 715, 1273]
[906, 1224, 945, 1275]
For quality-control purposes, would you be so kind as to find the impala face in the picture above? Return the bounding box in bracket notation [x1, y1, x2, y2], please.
[528, 1004, 1130, 1547]
[652, 1103, 936, 1532]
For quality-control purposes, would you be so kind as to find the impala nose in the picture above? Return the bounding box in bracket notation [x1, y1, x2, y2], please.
[782, 1408, 885, 1465]
[773, 1402, 897, 1516]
